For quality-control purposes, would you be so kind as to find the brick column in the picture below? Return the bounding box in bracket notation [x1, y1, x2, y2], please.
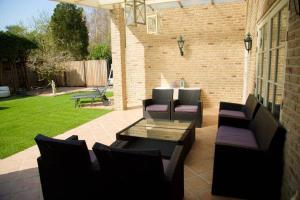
[280, 1, 300, 199]
[110, 6, 127, 110]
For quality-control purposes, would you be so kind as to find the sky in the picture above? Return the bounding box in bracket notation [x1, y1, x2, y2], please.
[0, 0, 92, 31]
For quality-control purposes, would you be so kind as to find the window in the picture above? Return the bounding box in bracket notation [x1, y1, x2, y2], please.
[255, 1, 288, 120]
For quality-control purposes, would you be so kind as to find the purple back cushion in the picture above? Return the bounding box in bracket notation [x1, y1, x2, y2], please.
[92, 143, 165, 183]
[244, 94, 259, 119]
[35, 134, 91, 168]
[249, 107, 280, 151]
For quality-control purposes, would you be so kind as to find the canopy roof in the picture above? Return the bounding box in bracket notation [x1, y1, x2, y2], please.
[53, 0, 243, 10]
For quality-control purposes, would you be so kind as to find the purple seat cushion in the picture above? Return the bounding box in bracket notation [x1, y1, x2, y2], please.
[216, 126, 258, 149]
[219, 110, 246, 119]
[175, 105, 198, 113]
[146, 104, 168, 112]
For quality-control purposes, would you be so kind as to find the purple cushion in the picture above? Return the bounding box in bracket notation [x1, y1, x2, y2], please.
[216, 126, 258, 149]
[175, 105, 198, 113]
[219, 110, 246, 119]
[146, 104, 168, 112]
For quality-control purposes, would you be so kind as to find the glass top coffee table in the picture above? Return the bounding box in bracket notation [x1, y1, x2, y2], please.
[115, 118, 195, 159]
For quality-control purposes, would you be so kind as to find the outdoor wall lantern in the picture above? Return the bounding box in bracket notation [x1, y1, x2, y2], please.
[244, 33, 252, 53]
[125, 0, 146, 26]
[177, 35, 185, 56]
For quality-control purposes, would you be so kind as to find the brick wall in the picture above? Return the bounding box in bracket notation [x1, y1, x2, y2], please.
[281, 1, 300, 199]
[246, 0, 300, 199]
[120, 1, 247, 108]
[111, 7, 127, 110]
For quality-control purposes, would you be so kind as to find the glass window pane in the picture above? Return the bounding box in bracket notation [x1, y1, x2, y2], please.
[261, 80, 266, 103]
[279, 6, 288, 46]
[258, 53, 262, 76]
[259, 29, 263, 51]
[270, 50, 277, 81]
[267, 83, 274, 111]
[263, 23, 269, 51]
[271, 14, 279, 48]
[274, 86, 283, 120]
[256, 78, 261, 96]
[262, 53, 268, 78]
[277, 48, 285, 84]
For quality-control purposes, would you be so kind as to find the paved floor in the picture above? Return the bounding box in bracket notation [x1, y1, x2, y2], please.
[0, 107, 235, 200]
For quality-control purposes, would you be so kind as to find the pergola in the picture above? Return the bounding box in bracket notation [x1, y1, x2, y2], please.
[54, 0, 233, 10]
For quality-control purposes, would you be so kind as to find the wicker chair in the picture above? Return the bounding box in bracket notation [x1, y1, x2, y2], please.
[218, 94, 260, 128]
[171, 89, 203, 127]
[35, 134, 99, 200]
[143, 89, 173, 120]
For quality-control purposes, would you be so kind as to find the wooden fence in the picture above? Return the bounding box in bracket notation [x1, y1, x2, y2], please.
[56, 60, 108, 87]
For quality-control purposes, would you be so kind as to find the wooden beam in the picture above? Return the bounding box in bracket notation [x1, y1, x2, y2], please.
[148, 5, 155, 11]
[177, 1, 183, 8]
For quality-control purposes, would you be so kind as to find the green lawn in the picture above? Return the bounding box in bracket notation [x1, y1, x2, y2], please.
[0, 91, 113, 159]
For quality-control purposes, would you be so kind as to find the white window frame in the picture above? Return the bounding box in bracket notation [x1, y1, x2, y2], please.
[255, 0, 289, 120]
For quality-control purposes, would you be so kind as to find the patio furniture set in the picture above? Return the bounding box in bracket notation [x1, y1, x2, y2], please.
[212, 94, 286, 199]
[35, 89, 285, 199]
[35, 88, 201, 200]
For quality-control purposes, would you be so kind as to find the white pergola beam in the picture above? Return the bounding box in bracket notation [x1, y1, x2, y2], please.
[53, 0, 243, 9]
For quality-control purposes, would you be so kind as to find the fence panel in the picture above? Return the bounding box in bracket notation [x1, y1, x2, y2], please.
[65, 61, 86, 86]
[85, 60, 107, 87]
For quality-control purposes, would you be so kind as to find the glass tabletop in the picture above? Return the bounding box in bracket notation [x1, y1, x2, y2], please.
[134, 118, 192, 130]
[119, 118, 193, 141]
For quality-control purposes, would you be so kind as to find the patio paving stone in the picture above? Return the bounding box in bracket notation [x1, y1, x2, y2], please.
[0, 106, 240, 200]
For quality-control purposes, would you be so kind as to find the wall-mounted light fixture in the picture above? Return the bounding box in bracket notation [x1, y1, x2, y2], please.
[177, 35, 185, 56]
[244, 33, 252, 53]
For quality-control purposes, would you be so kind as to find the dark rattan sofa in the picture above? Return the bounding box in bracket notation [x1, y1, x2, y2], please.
[171, 89, 203, 127]
[93, 142, 184, 200]
[35, 134, 184, 200]
[212, 106, 286, 199]
[143, 89, 173, 120]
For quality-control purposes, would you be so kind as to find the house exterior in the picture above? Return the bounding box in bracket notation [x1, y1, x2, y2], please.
[58, 0, 300, 198]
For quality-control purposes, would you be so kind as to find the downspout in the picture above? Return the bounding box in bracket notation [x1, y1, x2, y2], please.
[242, 0, 250, 103]
[243, 50, 249, 103]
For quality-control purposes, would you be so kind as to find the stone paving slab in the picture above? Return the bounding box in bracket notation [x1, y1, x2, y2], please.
[0, 107, 239, 200]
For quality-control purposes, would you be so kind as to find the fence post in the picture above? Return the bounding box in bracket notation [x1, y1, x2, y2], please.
[83, 60, 87, 87]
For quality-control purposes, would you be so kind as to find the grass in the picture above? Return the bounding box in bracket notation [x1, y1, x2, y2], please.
[0, 91, 113, 159]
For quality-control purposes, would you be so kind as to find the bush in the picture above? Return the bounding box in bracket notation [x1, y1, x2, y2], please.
[89, 43, 111, 60]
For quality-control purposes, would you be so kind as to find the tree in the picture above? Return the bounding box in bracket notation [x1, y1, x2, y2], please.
[86, 8, 110, 46]
[5, 25, 27, 36]
[50, 3, 89, 60]
[27, 12, 71, 94]
[0, 31, 37, 90]
[89, 43, 111, 60]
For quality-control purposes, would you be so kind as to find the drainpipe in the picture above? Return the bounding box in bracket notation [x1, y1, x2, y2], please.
[242, 49, 249, 103]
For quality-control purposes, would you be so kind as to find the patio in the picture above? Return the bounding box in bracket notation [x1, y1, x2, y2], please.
[0, 107, 231, 200]
[1, 0, 299, 199]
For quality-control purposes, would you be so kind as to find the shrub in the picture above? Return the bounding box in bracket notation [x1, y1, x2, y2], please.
[89, 43, 111, 60]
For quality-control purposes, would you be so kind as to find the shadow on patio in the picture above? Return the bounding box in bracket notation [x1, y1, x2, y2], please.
[0, 107, 237, 200]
